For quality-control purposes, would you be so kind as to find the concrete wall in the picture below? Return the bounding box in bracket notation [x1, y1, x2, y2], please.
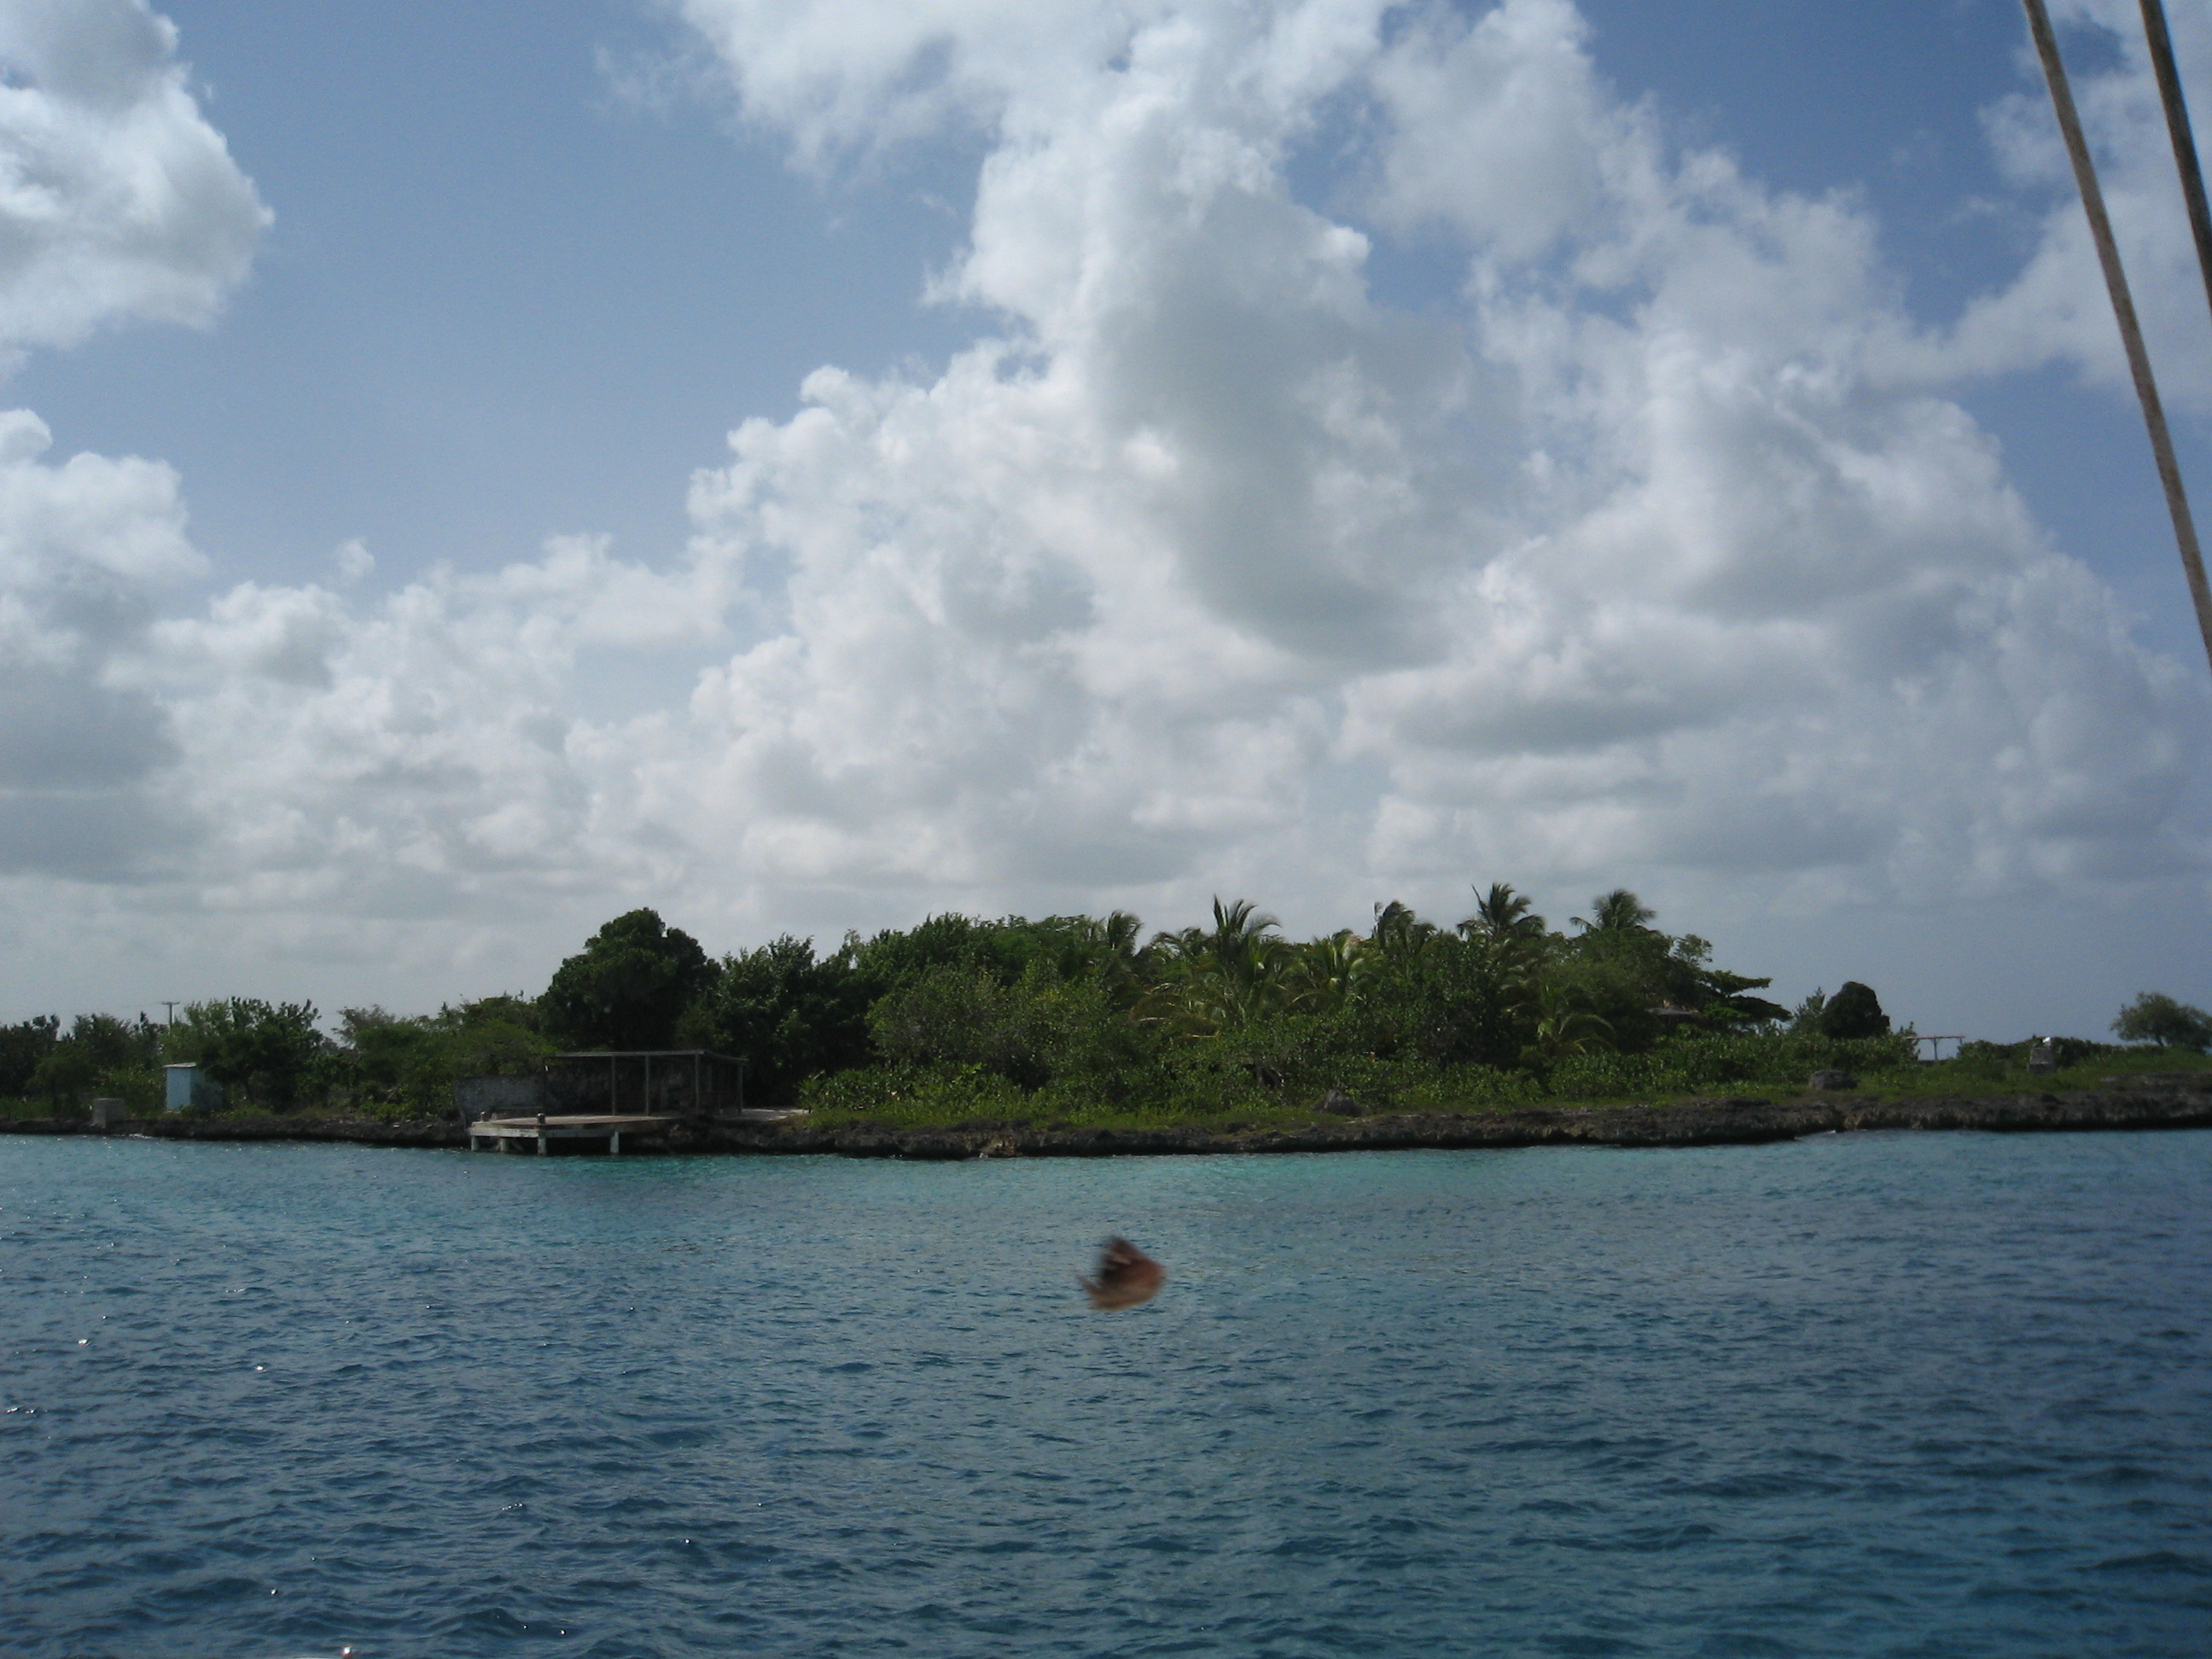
[454, 1074, 547, 1121]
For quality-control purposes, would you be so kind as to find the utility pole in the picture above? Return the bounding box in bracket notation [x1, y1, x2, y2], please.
[2021, 0, 2212, 678]
[161, 1001, 178, 1027]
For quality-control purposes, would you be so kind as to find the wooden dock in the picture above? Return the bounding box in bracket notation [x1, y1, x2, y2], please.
[467, 1115, 675, 1155]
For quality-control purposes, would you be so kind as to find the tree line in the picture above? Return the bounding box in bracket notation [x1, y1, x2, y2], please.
[5, 887, 2205, 1122]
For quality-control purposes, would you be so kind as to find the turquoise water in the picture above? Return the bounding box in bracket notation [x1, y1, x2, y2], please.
[2, 1132, 2208, 1658]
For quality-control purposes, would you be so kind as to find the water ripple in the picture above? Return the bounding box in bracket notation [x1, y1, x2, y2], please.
[2, 1131, 2208, 1656]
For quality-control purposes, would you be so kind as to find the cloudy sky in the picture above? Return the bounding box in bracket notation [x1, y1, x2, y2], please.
[4, 0, 2211, 1036]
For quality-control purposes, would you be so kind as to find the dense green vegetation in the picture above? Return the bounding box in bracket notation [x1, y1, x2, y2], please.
[0, 995, 554, 1121]
[7, 886, 2207, 1126]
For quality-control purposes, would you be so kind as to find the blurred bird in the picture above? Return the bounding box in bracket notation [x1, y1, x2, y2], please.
[1080, 1236, 1167, 1310]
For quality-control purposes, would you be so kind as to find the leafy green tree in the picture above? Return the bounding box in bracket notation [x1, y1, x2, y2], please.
[841, 954, 1161, 1108]
[328, 999, 552, 1115]
[2111, 992, 2212, 1052]
[335, 1006, 438, 1103]
[170, 999, 326, 1111]
[1537, 895, 1785, 1049]
[1819, 981, 1889, 1041]
[870, 964, 1040, 1083]
[434, 998, 556, 1078]
[682, 934, 873, 1103]
[32, 1040, 100, 1109]
[73, 1013, 163, 1073]
[849, 912, 1005, 991]
[540, 909, 717, 1050]
[1183, 899, 1285, 981]
[1348, 923, 1527, 1069]
[0, 1015, 58, 1098]
[511, 888, 1825, 1119]
[1699, 968, 1791, 1028]
[1551, 896, 1681, 1048]
[1023, 970, 1161, 1093]
[30, 1014, 164, 1110]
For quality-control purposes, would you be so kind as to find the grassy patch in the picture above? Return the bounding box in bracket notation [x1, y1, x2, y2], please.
[795, 1036, 2212, 1132]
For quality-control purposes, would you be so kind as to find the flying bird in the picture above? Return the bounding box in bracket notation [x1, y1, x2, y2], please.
[1080, 1236, 1167, 1310]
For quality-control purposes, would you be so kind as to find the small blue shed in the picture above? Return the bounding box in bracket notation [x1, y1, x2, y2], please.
[163, 1064, 223, 1115]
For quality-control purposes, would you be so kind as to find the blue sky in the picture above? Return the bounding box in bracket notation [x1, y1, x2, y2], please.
[17, 0, 975, 584]
[3, 0, 2209, 1034]
[16, 0, 2192, 632]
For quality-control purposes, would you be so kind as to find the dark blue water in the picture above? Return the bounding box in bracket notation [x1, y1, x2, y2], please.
[3, 1132, 2208, 1658]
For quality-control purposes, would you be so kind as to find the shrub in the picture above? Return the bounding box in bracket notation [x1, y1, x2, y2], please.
[1819, 981, 1889, 1041]
[330, 999, 555, 1117]
[869, 964, 1039, 1081]
[1545, 1029, 1916, 1101]
[801, 1062, 1032, 1125]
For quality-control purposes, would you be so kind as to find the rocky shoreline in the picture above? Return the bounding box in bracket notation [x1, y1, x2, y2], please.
[6, 1074, 2211, 1158]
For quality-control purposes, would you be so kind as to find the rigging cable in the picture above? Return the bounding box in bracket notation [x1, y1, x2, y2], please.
[2022, 0, 2212, 676]
[2137, 0, 2212, 326]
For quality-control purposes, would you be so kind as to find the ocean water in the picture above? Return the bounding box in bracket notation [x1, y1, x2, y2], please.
[2, 1132, 2208, 1658]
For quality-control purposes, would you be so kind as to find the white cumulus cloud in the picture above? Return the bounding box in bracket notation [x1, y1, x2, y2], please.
[0, 0, 260, 895]
[0, 406, 198, 876]
[0, 0, 267, 360]
[641, 0, 2202, 928]
[0, 0, 2205, 1026]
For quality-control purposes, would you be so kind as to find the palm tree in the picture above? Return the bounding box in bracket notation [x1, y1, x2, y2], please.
[1462, 882, 1546, 945]
[1517, 981, 1615, 1068]
[1086, 910, 1151, 1004]
[1283, 929, 1370, 1013]
[1167, 897, 1281, 986]
[1573, 888, 1656, 934]
[1138, 898, 1287, 1037]
[1369, 899, 1438, 957]
[1096, 910, 1144, 958]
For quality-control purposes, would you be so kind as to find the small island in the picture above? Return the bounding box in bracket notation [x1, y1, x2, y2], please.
[6, 887, 2209, 1155]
